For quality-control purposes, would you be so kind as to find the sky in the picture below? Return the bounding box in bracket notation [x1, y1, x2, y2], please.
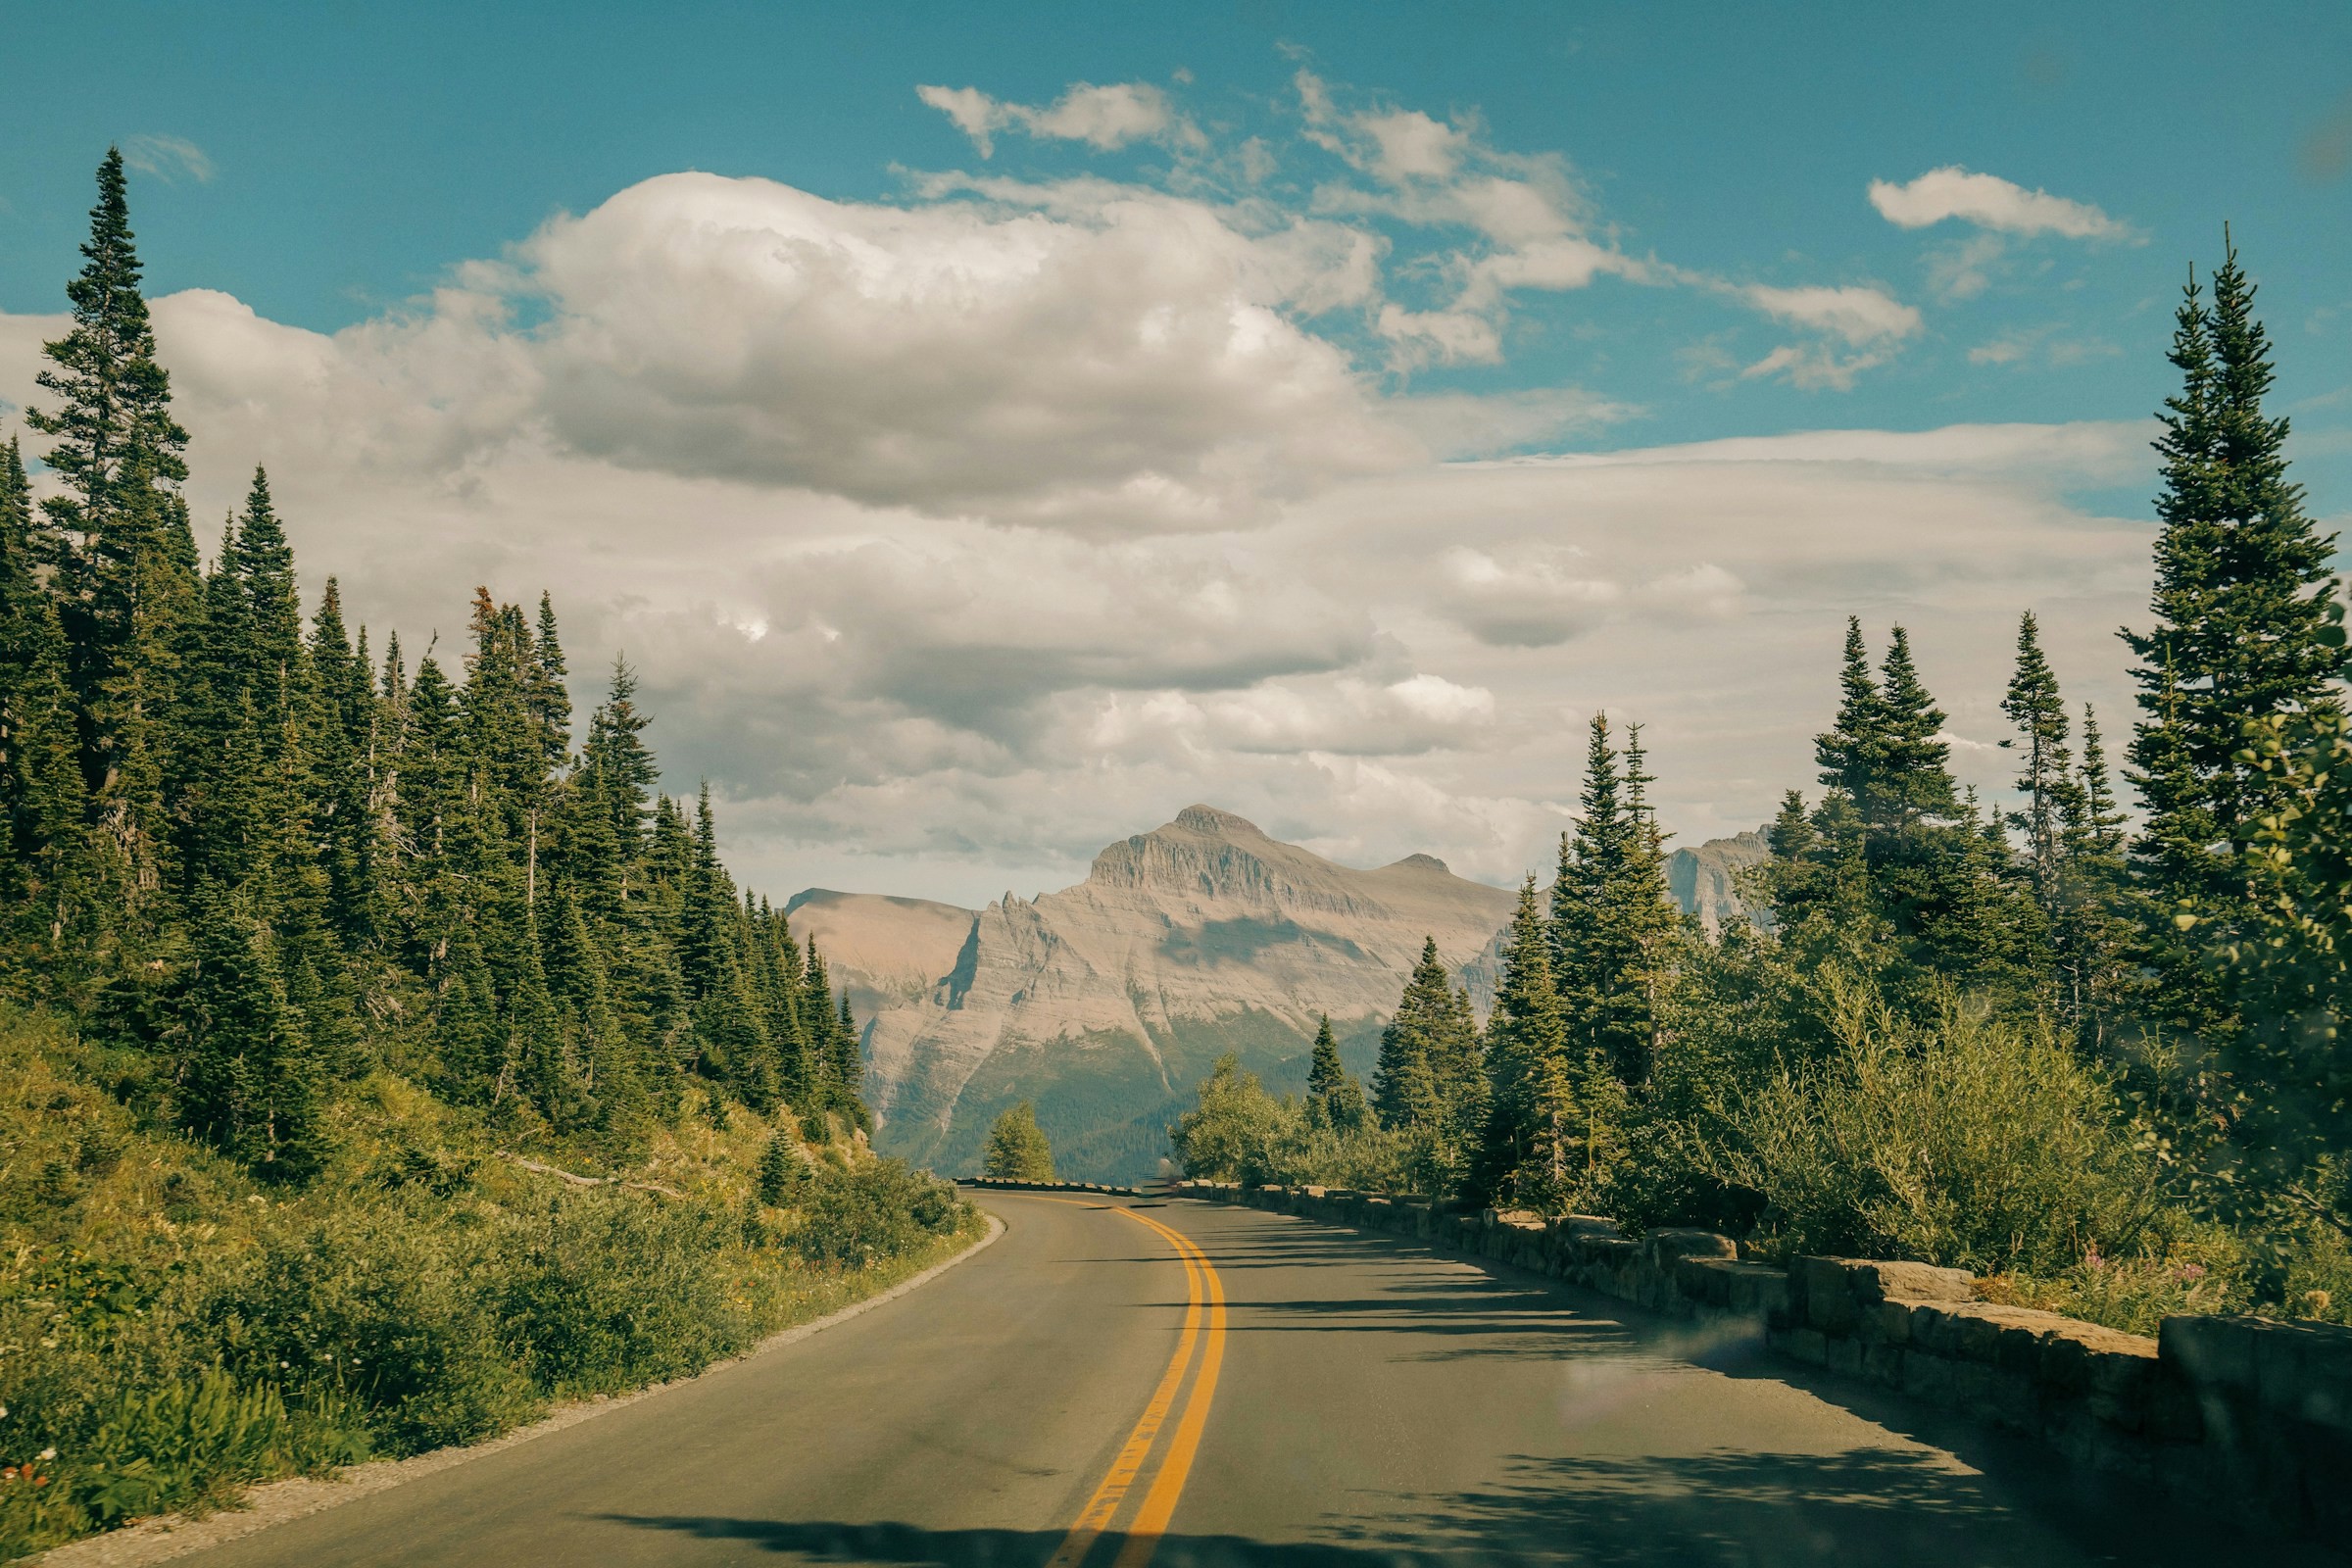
[2, 2, 2348, 908]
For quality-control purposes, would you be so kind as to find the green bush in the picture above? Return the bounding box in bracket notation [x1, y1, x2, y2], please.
[1169, 1054, 1404, 1191]
[501, 1194, 751, 1396]
[197, 1201, 537, 1454]
[1715, 998, 2158, 1275]
[788, 1159, 965, 1267]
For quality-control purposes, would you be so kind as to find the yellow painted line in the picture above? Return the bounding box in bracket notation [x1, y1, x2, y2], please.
[1017, 1197, 1227, 1568]
[1107, 1213, 1225, 1568]
[1041, 1213, 1202, 1568]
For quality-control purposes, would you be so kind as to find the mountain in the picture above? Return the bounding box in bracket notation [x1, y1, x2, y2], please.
[797, 807, 1515, 1184]
[1667, 828, 1771, 935]
[783, 889, 979, 1020]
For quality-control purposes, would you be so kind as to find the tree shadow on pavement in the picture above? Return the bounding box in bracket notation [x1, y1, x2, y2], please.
[595, 1435, 2287, 1568]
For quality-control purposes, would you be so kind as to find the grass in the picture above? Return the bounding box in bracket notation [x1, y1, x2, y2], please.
[0, 1004, 980, 1562]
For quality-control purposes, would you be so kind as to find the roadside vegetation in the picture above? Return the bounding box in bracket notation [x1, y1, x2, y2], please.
[0, 155, 976, 1559]
[981, 1102, 1056, 1181]
[1174, 236, 2352, 1337]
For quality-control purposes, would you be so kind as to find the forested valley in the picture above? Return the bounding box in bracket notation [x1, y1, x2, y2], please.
[0, 154, 974, 1558]
[1173, 232, 2352, 1342]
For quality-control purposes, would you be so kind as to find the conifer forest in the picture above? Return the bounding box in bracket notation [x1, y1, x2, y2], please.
[0, 154, 972, 1557]
[1174, 232, 2352, 1340]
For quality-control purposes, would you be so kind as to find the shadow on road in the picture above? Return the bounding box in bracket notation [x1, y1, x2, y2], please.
[594, 1433, 2276, 1568]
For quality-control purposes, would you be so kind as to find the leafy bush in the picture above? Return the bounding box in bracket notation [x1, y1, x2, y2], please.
[1714, 997, 2158, 1275]
[787, 1159, 965, 1267]
[502, 1194, 752, 1396]
[1169, 1054, 1404, 1192]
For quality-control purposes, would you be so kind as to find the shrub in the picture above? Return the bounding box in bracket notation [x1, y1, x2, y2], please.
[196, 1202, 537, 1454]
[501, 1194, 751, 1396]
[1169, 1054, 1404, 1192]
[787, 1159, 965, 1267]
[1716, 998, 2159, 1275]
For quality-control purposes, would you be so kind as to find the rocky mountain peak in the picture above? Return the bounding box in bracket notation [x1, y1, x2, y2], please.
[1390, 853, 1450, 873]
[1171, 804, 1265, 837]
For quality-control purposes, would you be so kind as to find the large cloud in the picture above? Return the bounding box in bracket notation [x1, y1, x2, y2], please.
[0, 79, 2169, 907]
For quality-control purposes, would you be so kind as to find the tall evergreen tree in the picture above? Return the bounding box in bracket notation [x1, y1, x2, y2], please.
[2123, 238, 2343, 1021]
[1303, 1013, 1368, 1133]
[24, 149, 202, 924]
[1999, 611, 2082, 916]
[0, 436, 89, 965]
[1551, 714, 1680, 1088]
[1477, 878, 1580, 1210]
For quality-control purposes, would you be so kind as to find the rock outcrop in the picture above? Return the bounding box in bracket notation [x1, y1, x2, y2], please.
[796, 806, 1514, 1183]
[1666, 828, 1772, 934]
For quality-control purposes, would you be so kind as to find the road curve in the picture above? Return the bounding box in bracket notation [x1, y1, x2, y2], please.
[165, 1194, 2314, 1568]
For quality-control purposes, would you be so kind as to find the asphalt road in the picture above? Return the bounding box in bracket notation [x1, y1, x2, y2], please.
[170, 1193, 2297, 1568]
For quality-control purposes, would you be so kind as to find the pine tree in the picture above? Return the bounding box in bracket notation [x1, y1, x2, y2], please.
[1815, 618, 1883, 808]
[1552, 714, 1679, 1088]
[1873, 627, 1959, 831]
[1303, 1013, 1368, 1133]
[24, 149, 202, 925]
[982, 1100, 1056, 1180]
[1476, 878, 1579, 1210]
[1999, 611, 2082, 916]
[0, 437, 90, 969]
[1373, 935, 1483, 1195]
[175, 887, 326, 1180]
[305, 579, 377, 951]
[830, 990, 868, 1130]
[2123, 238, 2342, 1023]
[2050, 704, 2137, 1052]
[757, 1124, 811, 1202]
[1373, 938, 1448, 1126]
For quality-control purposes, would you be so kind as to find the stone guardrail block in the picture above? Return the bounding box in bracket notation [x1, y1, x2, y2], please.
[1166, 1177, 2344, 1542]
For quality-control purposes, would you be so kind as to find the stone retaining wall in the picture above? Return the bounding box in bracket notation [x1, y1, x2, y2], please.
[1178, 1179, 2351, 1541]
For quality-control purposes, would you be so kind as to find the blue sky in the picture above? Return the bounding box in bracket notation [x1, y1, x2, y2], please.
[8, 3, 2349, 454]
[2, 4, 2347, 903]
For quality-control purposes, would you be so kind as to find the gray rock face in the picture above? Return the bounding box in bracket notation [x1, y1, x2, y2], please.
[1666, 828, 1773, 935]
[792, 806, 1514, 1182]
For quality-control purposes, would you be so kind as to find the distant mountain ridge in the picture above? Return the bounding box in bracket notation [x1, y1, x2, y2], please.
[791, 808, 1773, 1182]
[791, 806, 1514, 1182]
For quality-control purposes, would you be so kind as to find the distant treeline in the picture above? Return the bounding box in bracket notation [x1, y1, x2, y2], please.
[1175, 234, 2352, 1333]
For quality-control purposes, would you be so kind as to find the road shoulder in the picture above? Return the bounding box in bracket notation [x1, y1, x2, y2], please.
[34, 1215, 1006, 1568]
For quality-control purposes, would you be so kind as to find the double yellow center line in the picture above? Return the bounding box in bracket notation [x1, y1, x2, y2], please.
[1039, 1200, 1227, 1568]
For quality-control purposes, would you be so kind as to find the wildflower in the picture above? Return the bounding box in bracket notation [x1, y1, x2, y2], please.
[2179, 1262, 2206, 1281]
[36, 1448, 52, 1461]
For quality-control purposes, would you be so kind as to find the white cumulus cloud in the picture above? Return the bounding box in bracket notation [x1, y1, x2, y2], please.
[918, 81, 1187, 158]
[1868, 167, 2132, 240]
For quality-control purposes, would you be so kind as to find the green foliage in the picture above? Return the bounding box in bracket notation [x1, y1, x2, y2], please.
[1708, 992, 2158, 1276]
[1167, 1053, 1401, 1191]
[1550, 715, 1684, 1091]
[0, 154, 876, 1187]
[2191, 624, 2352, 1239]
[981, 1100, 1055, 1181]
[756, 1125, 810, 1205]
[1302, 1016, 1369, 1134]
[1371, 938, 1483, 1199]
[0, 1004, 972, 1561]
[2123, 237, 2344, 1029]
[786, 1159, 965, 1268]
